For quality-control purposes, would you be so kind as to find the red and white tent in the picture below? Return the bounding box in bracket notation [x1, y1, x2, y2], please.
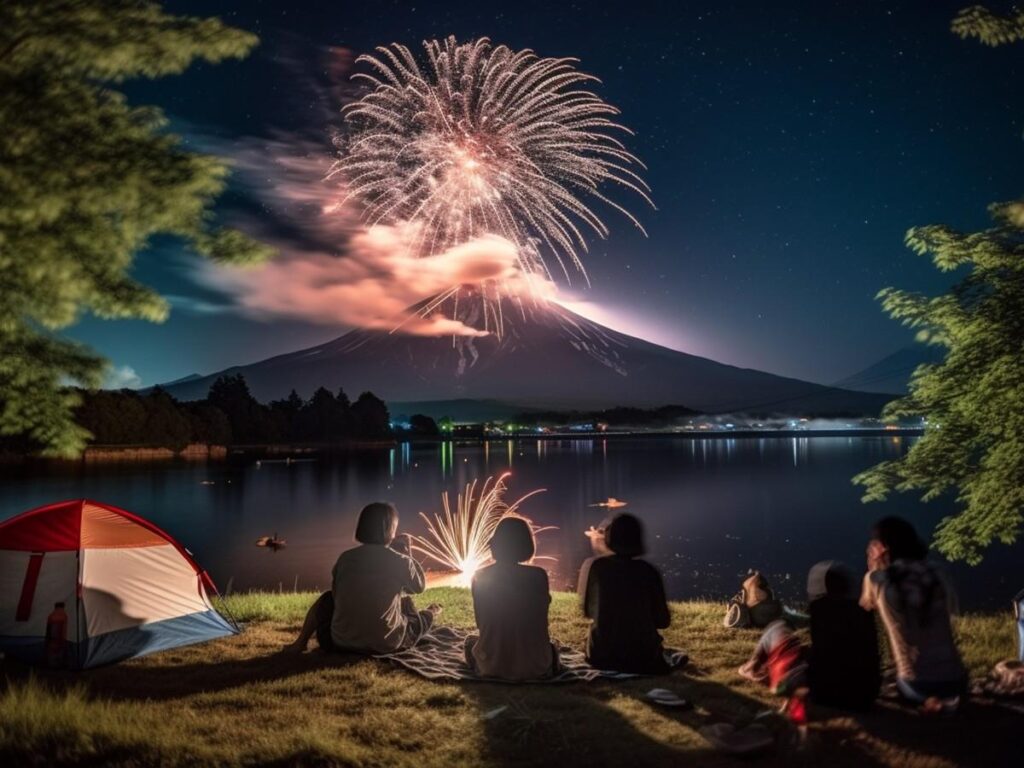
[0, 499, 237, 668]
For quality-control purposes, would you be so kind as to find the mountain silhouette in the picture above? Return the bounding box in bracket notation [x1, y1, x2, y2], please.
[159, 293, 891, 416]
[834, 345, 945, 395]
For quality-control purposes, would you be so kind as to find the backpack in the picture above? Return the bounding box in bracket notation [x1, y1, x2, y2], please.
[724, 572, 784, 629]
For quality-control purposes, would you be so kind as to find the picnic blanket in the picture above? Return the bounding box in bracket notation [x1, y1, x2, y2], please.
[378, 626, 688, 683]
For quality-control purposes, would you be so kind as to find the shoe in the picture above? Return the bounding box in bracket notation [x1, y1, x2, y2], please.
[738, 660, 768, 683]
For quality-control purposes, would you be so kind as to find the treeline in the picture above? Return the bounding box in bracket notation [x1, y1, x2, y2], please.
[73, 374, 396, 450]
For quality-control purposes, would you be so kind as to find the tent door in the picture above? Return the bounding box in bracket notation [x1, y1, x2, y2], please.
[15, 552, 45, 622]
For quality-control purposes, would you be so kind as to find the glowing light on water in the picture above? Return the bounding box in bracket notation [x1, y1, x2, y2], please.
[410, 472, 553, 586]
[331, 36, 652, 284]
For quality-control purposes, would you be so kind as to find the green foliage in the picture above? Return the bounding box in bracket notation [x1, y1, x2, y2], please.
[953, 5, 1024, 46]
[857, 6, 1024, 564]
[299, 386, 353, 442]
[351, 391, 391, 438]
[73, 387, 234, 450]
[0, 1, 271, 457]
[49, 374, 398, 452]
[854, 213, 1024, 564]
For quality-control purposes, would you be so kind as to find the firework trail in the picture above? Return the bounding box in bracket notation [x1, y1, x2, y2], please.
[330, 36, 652, 289]
[410, 473, 553, 585]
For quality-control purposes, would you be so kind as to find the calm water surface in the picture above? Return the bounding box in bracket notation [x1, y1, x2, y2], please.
[2, 436, 1019, 610]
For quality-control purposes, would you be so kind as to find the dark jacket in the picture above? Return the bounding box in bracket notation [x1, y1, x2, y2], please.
[808, 596, 881, 710]
[578, 554, 670, 674]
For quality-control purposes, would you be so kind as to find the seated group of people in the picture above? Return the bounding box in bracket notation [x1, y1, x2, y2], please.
[286, 503, 968, 714]
[739, 515, 967, 714]
[285, 502, 671, 678]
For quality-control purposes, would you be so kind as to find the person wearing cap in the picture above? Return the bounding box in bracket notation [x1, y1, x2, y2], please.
[806, 560, 880, 710]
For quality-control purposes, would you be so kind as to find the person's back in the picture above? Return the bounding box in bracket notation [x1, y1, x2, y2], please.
[864, 560, 965, 684]
[284, 502, 438, 657]
[331, 542, 425, 653]
[579, 514, 670, 674]
[470, 561, 554, 680]
[860, 516, 966, 712]
[582, 555, 670, 673]
[808, 596, 880, 709]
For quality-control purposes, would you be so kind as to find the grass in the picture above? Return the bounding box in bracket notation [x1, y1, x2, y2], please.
[1, 589, 1018, 767]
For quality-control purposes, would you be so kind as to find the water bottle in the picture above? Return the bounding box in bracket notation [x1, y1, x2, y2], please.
[45, 602, 68, 668]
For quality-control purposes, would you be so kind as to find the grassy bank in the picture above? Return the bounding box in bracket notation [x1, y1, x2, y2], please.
[0, 589, 1017, 767]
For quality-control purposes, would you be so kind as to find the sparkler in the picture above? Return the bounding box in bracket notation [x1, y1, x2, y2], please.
[331, 36, 652, 286]
[410, 472, 552, 585]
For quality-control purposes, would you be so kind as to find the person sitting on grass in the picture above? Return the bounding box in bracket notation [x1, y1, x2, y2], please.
[465, 516, 560, 681]
[737, 618, 807, 695]
[805, 560, 881, 710]
[860, 516, 967, 714]
[577, 513, 673, 674]
[285, 502, 441, 655]
[738, 561, 881, 712]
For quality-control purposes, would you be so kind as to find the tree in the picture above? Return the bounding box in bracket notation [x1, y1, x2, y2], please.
[336, 387, 355, 435]
[408, 414, 439, 436]
[76, 389, 147, 444]
[141, 388, 191, 450]
[0, 1, 272, 457]
[952, 5, 1024, 46]
[207, 374, 266, 444]
[351, 392, 391, 438]
[301, 387, 343, 443]
[855, 6, 1024, 564]
[855, 208, 1024, 564]
[269, 390, 305, 440]
[186, 403, 232, 446]
[270, 390, 305, 422]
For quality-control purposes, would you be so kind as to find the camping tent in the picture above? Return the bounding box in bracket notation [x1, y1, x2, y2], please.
[0, 499, 237, 668]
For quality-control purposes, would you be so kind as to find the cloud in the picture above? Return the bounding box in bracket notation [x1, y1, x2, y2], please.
[166, 294, 233, 316]
[197, 226, 553, 337]
[183, 47, 556, 339]
[105, 365, 142, 390]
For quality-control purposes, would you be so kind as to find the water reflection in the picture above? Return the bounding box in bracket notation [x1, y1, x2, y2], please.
[0, 436, 1018, 609]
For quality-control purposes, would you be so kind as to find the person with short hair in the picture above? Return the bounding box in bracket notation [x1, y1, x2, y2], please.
[285, 502, 441, 654]
[465, 516, 559, 680]
[577, 513, 673, 674]
[860, 516, 966, 714]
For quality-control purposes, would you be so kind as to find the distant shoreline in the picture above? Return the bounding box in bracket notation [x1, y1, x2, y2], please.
[0, 429, 923, 465]
[454, 427, 924, 441]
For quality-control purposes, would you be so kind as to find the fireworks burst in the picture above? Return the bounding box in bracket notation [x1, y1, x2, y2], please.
[330, 36, 652, 286]
[410, 473, 553, 586]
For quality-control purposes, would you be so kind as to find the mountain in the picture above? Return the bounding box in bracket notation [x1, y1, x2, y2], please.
[389, 399, 544, 421]
[159, 294, 892, 416]
[833, 345, 945, 395]
[161, 373, 204, 386]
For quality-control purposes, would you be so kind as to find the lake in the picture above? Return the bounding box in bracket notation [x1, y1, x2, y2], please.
[2, 436, 1019, 611]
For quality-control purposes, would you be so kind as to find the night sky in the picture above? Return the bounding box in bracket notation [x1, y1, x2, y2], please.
[70, 0, 1023, 390]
